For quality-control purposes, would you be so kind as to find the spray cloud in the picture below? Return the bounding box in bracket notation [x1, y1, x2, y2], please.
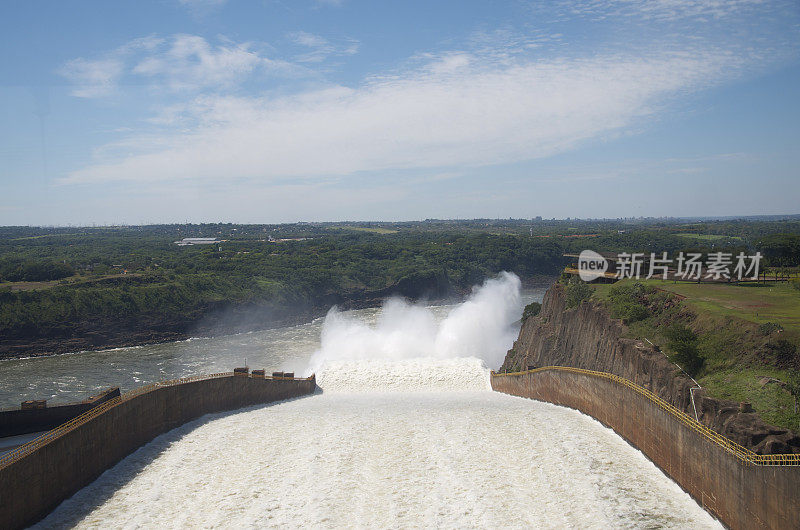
[305, 272, 522, 376]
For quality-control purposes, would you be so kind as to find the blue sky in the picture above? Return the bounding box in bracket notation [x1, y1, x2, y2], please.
[1, 0, 799, 225]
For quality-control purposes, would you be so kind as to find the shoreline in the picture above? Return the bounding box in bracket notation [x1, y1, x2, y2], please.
[0, 298, 377, 362]
[0, 277, 556, 362]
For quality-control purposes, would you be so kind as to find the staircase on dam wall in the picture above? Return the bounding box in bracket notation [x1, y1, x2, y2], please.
[0, 369, 316, 530]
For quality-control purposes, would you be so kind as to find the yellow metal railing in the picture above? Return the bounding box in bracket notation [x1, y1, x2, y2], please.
[0, 371, 317, 473]
[492, 366, 800, 466]
[0, 371, 234, 471]
[0, 395, 123, 470]
[120, 372, 233, 401]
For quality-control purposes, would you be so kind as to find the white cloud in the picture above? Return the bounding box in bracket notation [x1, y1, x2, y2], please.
[132, 35, 264, 91]
[178, 0, 227, 5]
[177, 0, 228, 11]
[423, 53, 472, 75]
[61, 49, 737, 185]
[291, 31, 330, 50]
[59, 36, 167, 97]
[59, 35, 290, 97]
[289, 31, 359, 63]
[59, 57, 125, 98]
[560, 0, 771, 21]
[58, 0, 793, 196]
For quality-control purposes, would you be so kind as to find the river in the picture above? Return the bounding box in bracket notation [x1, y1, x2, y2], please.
[0, 285, 542, 408]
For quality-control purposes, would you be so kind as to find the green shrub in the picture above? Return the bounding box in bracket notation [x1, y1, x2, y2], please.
[620, 304, 650, 323]
[758, 322, 784, 335]
[0, 260, 74, 282]
[522, 301, 542, 321]
[786, 376, 800, 418]
[765, 339, 798, 368]
[663, 323, 704, 376]
[607, 282, 651, 324]
[565, 278, 594, 308]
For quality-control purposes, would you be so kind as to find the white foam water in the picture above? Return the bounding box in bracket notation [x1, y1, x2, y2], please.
[0, 273, 530, 408]
[315, 357, 491, 393]
[35, 357, 722, 529]
[305, 272, 523, 376]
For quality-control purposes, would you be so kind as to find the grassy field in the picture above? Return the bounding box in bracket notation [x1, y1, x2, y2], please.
[0, 280, 63, 291]
[596, 279, 800, 331]
[591, 278, 800, 430]
[645, 280, 800, 333]
[702, 368, 799, 431]
[0, 273, 140, 292]
[328, 226, 399, 234]
[673, 233, 743, 241]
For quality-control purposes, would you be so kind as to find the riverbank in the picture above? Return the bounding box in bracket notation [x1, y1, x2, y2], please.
[0, 275, 557, 361]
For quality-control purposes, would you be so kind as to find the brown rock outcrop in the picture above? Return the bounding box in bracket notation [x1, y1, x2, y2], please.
[501, 283, 800, 455]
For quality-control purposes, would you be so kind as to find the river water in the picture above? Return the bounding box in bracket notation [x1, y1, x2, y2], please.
[0, 287, 542, 408]
[3, 281, 722, 528]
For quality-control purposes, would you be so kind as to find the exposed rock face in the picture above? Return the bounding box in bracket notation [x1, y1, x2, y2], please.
[501, 283, 800, 455]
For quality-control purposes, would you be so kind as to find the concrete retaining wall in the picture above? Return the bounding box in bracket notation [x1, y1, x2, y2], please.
[0, 375, 315, 529]
[492, 370, 800, 530]
[0, 387, 121, 438]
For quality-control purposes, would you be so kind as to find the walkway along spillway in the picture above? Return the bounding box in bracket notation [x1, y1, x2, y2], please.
[491, 366, 800, 530]
[0, 370, 315, 530]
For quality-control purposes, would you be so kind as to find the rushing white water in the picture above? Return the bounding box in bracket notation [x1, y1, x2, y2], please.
[306, 272, 523, 376]
[0, 277, 540, 409]
[35, 357, 721, 529]
[316, 357, 492, 393]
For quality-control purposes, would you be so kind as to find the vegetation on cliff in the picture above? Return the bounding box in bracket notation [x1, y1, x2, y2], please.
[502, 279, 800, 452]
[564, 276, 594, 308]
[590, 279, 800, 432]
[521, 302, 541, 321]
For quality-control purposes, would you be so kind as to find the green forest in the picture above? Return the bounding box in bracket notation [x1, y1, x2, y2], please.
[1, 218, 799, 358]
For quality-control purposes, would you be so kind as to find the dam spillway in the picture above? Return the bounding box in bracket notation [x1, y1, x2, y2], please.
[34, 358, 721, 529]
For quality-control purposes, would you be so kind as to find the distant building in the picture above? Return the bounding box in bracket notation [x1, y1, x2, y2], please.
[267, 235, 311, 242]
[174, 237, 221, 246]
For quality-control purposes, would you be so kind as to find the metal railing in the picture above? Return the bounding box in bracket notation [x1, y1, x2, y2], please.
[120, 372, 233, 401]
[0, 372, 234, 471]
[0, 395, 122, 470]
[492, 366, 800, 466]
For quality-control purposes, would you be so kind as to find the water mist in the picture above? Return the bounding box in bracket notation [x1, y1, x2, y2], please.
[304, 271, 523, 378]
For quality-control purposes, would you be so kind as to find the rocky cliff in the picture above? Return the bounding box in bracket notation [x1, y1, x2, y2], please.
[501, 283, 800, 455]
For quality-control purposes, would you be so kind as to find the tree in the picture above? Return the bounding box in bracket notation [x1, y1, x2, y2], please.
[522, 302, 541, 321]
[565, 277, 594, 309]
[663, 323, 704, 377]
[757, 233, 800, 268]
